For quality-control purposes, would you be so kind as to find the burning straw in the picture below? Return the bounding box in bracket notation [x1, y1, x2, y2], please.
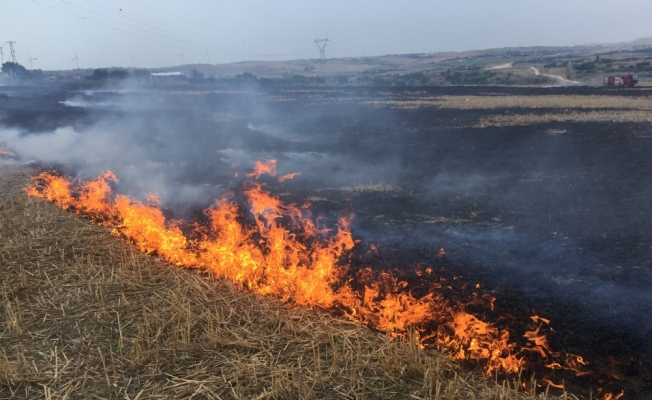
[0, 163, 622, 399]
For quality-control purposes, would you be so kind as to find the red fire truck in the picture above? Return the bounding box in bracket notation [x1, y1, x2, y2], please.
[603, 74, 638, 87]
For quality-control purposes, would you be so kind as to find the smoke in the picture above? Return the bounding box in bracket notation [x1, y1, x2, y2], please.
[0, 81, 401, 206]
[0, 79, 233, 205]
[4, 81, 652, 353]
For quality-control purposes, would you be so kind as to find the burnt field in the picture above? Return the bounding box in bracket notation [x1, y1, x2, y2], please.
[3, 82, 652, 398]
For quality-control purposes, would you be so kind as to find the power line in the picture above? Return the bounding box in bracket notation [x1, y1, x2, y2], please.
[32, 0, 210, 56]
[58, 0, 217, 54]
[60, 0, 305, 59]
[79, 0, 254, 56]
[31, 0, 319, 66]
[58, 0, 215, 54]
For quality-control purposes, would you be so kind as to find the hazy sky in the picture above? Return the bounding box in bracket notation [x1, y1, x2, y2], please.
[2, 0, 652, 70]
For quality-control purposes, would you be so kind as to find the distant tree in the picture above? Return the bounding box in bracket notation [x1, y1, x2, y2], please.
[88, 68, 133, 81]
[109, 68, 129, 80]
[573, 61, 596, 72]
[90, 68, 110, 81]
[2, 62, 28, 78]
[236, 72, 257, 81]
[28, 69, 44, 80]
[132, 69, 151, 81]
[189, 69, 204, 82]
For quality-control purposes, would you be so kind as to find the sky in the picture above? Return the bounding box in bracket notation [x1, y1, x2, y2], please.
[1, 0, 652, 71]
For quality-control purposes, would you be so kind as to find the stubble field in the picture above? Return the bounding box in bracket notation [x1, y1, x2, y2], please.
[2, 82, 652, 399]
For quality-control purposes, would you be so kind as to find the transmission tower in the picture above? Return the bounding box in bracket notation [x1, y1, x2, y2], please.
[6, 41, 17, 63]
[27, 54, 37, 70]
[314, 38, 330, 60]
[204, 49, 210, 64]
[0, 47, 3, 64]
[71, 52, 82, 69]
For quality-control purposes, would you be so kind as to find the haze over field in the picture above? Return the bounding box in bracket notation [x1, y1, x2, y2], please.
[4, 3, 652, 398]
[3, 0, 652, 70]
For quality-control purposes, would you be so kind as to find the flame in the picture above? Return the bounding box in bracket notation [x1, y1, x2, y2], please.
[246, 159, 277, 179]
[78, 171, 119, 221]
[540, 378, 564, 389]
[25, 172, 74, 210]
[523, 325, 551, 358]
[278, 172, 300, 183]
[25, 164, 626, 395]
[436, 310, 522, 375]
[0, 147, 16, 157]
[600, 390, 624, 400]
[531, 315, 550, 325]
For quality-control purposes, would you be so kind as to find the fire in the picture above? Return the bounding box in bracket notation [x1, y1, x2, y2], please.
[436, 309, 522, 374]
[523, 317, 554, 358]
[25, 173, 74, 210]
[540, 378, 564, 389]
[0, 147, 16, 157]
[246, 159, 277, 178]
[25, 163, 625, 396]
[599, 390, 624, 400]
[278, 172, 300, 183]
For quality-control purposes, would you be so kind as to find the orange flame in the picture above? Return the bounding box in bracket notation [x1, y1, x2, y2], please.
[540, 378, 564, 389]
[0, 147, 16, 157]
[523, 325, 551, 358]
[26, 172, 74, 210]
[278, 172, 300, 183]
[246, 159, 277, 178]
[24, 163, 625, 396]
[600, 390, 624, 400]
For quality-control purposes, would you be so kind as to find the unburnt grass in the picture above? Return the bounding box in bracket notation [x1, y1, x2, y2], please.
[0, 167, 567, 399]
[361, 94, 652, 126]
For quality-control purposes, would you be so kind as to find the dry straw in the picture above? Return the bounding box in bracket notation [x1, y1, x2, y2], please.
[366, 95, 652, 127]
[0, 167, 565, 399]
[366, 94, 652, 111]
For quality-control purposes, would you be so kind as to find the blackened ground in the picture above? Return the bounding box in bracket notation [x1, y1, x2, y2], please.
[2, 82, 652, 397]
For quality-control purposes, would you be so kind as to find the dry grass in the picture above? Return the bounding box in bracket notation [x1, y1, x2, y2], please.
[365, 95, 652, 111]
[361, 93, 652, 126]
[476, 110, 652, 127]
[0, 168, 567, 399]
[340, 183, 395, 193]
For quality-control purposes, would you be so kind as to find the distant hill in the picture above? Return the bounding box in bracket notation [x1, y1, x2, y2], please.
[51, 37, 652, 86]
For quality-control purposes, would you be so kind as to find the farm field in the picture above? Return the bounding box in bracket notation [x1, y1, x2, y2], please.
[2, 82, 652, 399]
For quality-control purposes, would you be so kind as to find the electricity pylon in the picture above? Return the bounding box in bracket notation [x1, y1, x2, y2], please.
[71, 52, 82, 69]
[314, 38, 330, 60]
[6, 41, 17, 63]
[0, 47, 3, 64]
